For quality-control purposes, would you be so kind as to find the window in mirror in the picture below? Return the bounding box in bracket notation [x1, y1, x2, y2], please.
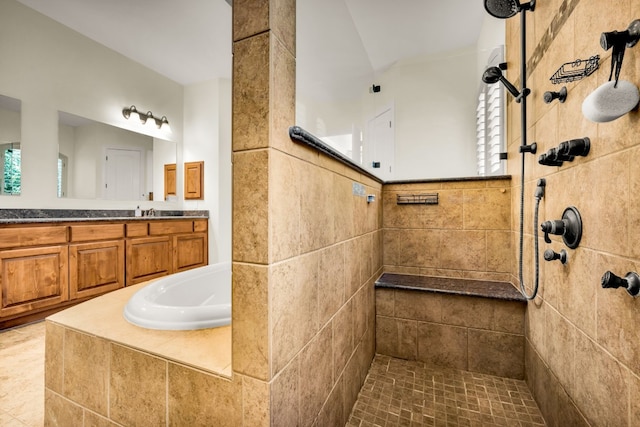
[1, 142, 21, 195]
[58, 153, 68, 198]
[0, 94, 21, 196]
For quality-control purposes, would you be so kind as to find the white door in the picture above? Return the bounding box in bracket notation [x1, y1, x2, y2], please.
[367, 106, 395, 180]
[105, 148, 142, 200]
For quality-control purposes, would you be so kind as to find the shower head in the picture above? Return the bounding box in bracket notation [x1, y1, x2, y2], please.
[482, 66, 522, 99]
[484, 0, 535, 19]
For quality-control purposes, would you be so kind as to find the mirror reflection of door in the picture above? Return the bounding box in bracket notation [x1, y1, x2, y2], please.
[104, 147, 142, 200]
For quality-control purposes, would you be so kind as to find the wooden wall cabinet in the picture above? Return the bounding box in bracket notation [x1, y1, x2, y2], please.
[184, 161, 204, 199]
[0, 217, 208, 329]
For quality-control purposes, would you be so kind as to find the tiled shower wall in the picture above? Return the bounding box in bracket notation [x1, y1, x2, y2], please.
[382, 178, 512, 280]
[505, 0, 640, 425]
[231, 1, 381, 425]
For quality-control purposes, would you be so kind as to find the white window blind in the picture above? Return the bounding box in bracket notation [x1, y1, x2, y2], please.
[477, 46, 505, 176]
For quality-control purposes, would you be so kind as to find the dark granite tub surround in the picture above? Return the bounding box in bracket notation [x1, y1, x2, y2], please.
[0, 209, 209, 223]
[375, 273, 526, 302]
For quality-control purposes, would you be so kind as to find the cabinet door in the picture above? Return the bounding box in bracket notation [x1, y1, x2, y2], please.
[0, 246, 69, 318]
[69, 240, 125, 299]
[126, 236, 172, 285]
[173, 232, 208, 272]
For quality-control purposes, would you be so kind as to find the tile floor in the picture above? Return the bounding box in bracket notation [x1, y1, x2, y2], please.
[0, 321, 45, 427]
[1, 322, 546, 427]
[346, 355, 546, 427]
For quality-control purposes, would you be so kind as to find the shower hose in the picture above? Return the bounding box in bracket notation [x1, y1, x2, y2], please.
[518, 155, 542, 301]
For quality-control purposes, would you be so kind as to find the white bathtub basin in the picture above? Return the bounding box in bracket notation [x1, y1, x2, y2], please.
[123, 262, 231, 330]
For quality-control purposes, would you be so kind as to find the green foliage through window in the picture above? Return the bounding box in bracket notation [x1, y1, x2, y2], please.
[2, 146, 21, 195]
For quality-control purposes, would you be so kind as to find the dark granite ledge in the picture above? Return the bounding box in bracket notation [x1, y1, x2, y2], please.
[0, 209, 208, 224]
[375, 273, 527, 303]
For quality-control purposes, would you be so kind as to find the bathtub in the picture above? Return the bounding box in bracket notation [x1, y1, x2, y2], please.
[123, 262, 231, 330]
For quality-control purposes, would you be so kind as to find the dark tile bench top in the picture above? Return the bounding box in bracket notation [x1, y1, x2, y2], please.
[375, 273, 527, 303]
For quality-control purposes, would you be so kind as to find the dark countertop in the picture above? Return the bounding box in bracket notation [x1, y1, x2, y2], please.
[375, 273, 526, 302]
[0, 209, 209, 224]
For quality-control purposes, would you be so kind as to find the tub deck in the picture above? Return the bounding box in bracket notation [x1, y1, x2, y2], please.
[46, 280, 232, 377]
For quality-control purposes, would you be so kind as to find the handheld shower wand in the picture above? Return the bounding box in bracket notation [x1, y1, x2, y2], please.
[483, 0, 538, 300]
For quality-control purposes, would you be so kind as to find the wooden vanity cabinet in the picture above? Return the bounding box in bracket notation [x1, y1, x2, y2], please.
[126, 218, 208, 284]
[0, 245, 69, 319]
[0, 225, 70, 321]
[0, 218, 208, 328]
[126, 236, 173, 285]
[69, 223, 126, 299]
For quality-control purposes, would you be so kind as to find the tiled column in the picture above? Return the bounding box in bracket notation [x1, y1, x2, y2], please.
[231, 0, 295, 383]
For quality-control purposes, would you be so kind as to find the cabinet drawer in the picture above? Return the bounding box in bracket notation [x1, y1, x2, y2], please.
[0, 226, 68, 249]
[149, 220, 193, 235]
[193, 219, 208, 232]
[70, 223, 125, 242]
[126, 222, 149, 237]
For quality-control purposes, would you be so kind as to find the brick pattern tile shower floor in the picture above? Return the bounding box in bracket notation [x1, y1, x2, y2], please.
[346, 355, 546, 427]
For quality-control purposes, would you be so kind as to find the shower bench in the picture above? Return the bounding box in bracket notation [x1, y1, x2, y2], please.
[374, 273, 527, 379]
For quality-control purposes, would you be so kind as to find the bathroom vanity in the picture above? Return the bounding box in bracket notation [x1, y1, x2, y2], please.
[0, 212, 208, 329]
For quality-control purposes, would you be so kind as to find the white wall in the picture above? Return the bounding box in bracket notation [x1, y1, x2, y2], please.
[371, 47, 479, 180]
[0, 0, 183, 209]
[183, 79, 232, 263]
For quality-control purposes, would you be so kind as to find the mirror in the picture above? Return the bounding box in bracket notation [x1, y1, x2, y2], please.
[58, 111, 176, 201]
[0, 94, 22, 196]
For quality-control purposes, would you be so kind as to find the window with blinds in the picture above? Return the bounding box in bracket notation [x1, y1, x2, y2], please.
[477, 46, 505, 176]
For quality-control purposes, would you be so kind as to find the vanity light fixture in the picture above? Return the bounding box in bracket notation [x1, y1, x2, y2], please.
[122, 105, 170, 130]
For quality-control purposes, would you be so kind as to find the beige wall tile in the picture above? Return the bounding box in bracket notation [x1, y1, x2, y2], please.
[44, 322, 64, 394]
[631, 372, 640, 427]
[300, 165, 335, 253]
[233, 0, 269, 41]
[269, 33, 296, 153]
[299, 326, 333, 426]
[271, 361, 299, 427]
[333, 299, 354, 379]
[168, 363, 242, 426]
[486, 231, 512, 273]
[441, 294, 495, 330]
[438, 230, 486, 271]
[318, 243, 346, 327]
[376, 316, 417, 360]
[468, 329, 524, 379]
[544, 306, 575, 395]
[83, 411, 120, 427]
[317, 377, 346, 427]
[109, 345, 166, 426]
[232, 263, 270, 379]
[269, 150, 300, 262]
[241, 375, 270, 427]
[232, 33, 269, 151]
[394, 290, 442, 322]
[233, 150, 269, 263]
[270, 253, 319, 375]
[333, 176, 357, 242]
[344, 238, 362, 299]
[463, 188, 511, 230]
[416, 322, 467, 370]
[62, 329, 109, 416]
[352, 286, 368, 343]
[573, 331, 629, 427]
[44, 389, 83, 427]
[375, 289, 394, 317]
